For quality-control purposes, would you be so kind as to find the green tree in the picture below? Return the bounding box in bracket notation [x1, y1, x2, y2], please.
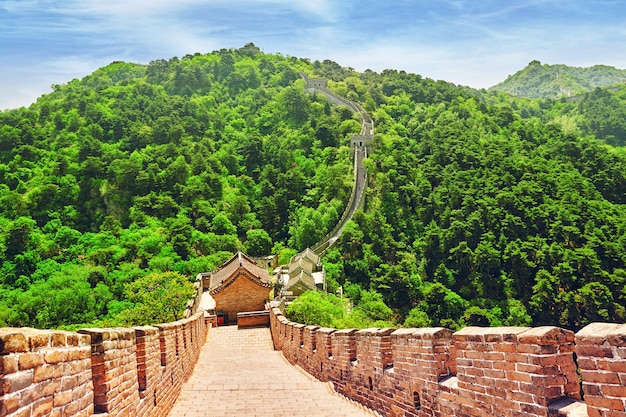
[288, 206, 326, 250]
[112, 272, 195, 326]
[286, 290, 347, 327]
[4, 216, 37, 259]
[243, 229, 273, 257]
[355, 290, 393, 322]
[404, 307, 431, 328]
[211, 213, 237, 235]
[279, 85, 311, 125]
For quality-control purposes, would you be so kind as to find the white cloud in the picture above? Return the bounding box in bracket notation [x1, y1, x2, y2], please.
[0, 0, 40, 13]
[2, 0, 626, 109]
[0, 52, 127, 110]
[55, 0, 205, 17]
[279, 0, 337, 22]
[205, 0, 338, 22]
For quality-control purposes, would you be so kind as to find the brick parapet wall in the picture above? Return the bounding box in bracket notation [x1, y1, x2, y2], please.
[237, 311, 270, 328]
[78, 327, 139, 414]
[576, 322, 626, 417]
[0, 312, 208, 417]
[451, 326, 580, 417]
[391, 327, 456, 417]
[313, 327, 336, 381]
[269, 308, 625, 417]
[134, 326, 160, 417]
[0, 328, 93, 417]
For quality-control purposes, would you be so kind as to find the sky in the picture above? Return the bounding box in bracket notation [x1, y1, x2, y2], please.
[1, 0, 626, 110]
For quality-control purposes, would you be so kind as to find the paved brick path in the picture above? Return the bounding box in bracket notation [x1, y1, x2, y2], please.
[168, 325, 379, 417]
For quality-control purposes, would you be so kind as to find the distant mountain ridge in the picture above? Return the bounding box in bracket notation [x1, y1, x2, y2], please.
[489, 60, 626, 99]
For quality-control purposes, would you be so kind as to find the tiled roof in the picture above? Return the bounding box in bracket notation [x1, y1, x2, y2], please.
[284, 268, 316, 292]
[209, 252, 272, 293]
[288, 247, 320, 274]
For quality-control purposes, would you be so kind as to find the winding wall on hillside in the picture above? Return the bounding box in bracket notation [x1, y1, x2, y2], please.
[270, 307, 626, 417]
[5, 77, 626, 417]
[0, 76, 369, 417]
[302, 76, 373, 255]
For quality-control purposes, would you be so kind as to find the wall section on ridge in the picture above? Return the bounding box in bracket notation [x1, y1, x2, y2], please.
[270, 307, 625, 417]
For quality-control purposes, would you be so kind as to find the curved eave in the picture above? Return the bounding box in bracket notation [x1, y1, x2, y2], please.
[209, 269, 272, 295]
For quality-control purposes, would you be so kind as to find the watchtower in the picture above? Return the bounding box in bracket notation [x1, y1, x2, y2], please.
[305, 78, 327, 90]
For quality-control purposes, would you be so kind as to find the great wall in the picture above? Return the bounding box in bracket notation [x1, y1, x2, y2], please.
[302, 75, 373, 256]
[2, 303, 625, 416]
[2, 78, 626, 417]
[269, 307, 626, 417]
[0, 313, 207, 417]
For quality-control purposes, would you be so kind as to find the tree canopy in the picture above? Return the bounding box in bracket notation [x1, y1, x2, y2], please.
[0, 47, 356, 328]
[1, 45, 625, 331]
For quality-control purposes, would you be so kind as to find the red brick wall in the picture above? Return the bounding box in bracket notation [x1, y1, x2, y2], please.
[452, 326, 580, 417]
[270, 307, 625, 417]
[0, 329, 93, 417]
[237, 311, 270, 328]
[576, 322, 626, 417]
[0, 312, 208, 417]
[212, 276, 270, 324]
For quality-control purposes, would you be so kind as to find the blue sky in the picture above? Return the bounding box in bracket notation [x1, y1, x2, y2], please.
[1, 0, 626, 109]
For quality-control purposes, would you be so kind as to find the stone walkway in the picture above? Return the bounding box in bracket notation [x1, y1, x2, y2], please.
[168, 325, 379, 417]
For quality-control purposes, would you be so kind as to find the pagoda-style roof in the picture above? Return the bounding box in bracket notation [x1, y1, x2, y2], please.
[276, 247, 326, 297]
[288, 248, 322, 274]
[284, 268, 316, 293]
[209, 251, 272, 295]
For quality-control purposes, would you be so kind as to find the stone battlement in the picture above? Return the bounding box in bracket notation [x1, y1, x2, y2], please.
[0, 313, 208, 417]
[270, 307, 626, 417]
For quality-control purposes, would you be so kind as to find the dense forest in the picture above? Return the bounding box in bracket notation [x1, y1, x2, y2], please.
[1, 44, 626, 331]
[490, 60, 626, 99]
[0, 45, 358, 329]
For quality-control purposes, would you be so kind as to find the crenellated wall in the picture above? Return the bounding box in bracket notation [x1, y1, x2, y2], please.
[0, 312, 208, 417]
[270, 307, 626, 417]
[576, 323, 626, 417]
[4, 305, 624, 417]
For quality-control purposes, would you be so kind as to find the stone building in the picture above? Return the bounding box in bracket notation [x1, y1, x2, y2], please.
[305, 78, 327, 89]
[206, 251, 272, 324]
[275, 248, 326, 300]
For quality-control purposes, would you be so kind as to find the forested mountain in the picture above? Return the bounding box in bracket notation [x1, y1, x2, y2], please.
[326, 73, 626, 330]
[1, 45, 625, 331]
[490, 60, 626, 99]
[0, 46, 358, 329]
[542, 86, 626, 147]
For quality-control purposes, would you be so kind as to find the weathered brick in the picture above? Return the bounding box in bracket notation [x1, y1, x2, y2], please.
[40, 379, 61, 397]
[32, 364, 54, 383]
[28, 333, 51, 350]
[602, 384, 626, 398]
[31, 397, 53, 417]
[586, 395, 625, 411]
[1, 393, 20, 414]
[44, 350, 67, 364]
[577, 345, 615, 358]
[576, 323, 621, 345]
[18, 352, 44, 370]
[598, 359, 626, 373]
[506, 371, 532, 383]
[1, 355, 18, 375]
[518, 326, 574, 345]
[580, 369, 621, 384]
[63, 398, 82, 415]
[51, 390, 73, 407]
[2, 370, 34, 394]
[0, 332, 29, 354]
